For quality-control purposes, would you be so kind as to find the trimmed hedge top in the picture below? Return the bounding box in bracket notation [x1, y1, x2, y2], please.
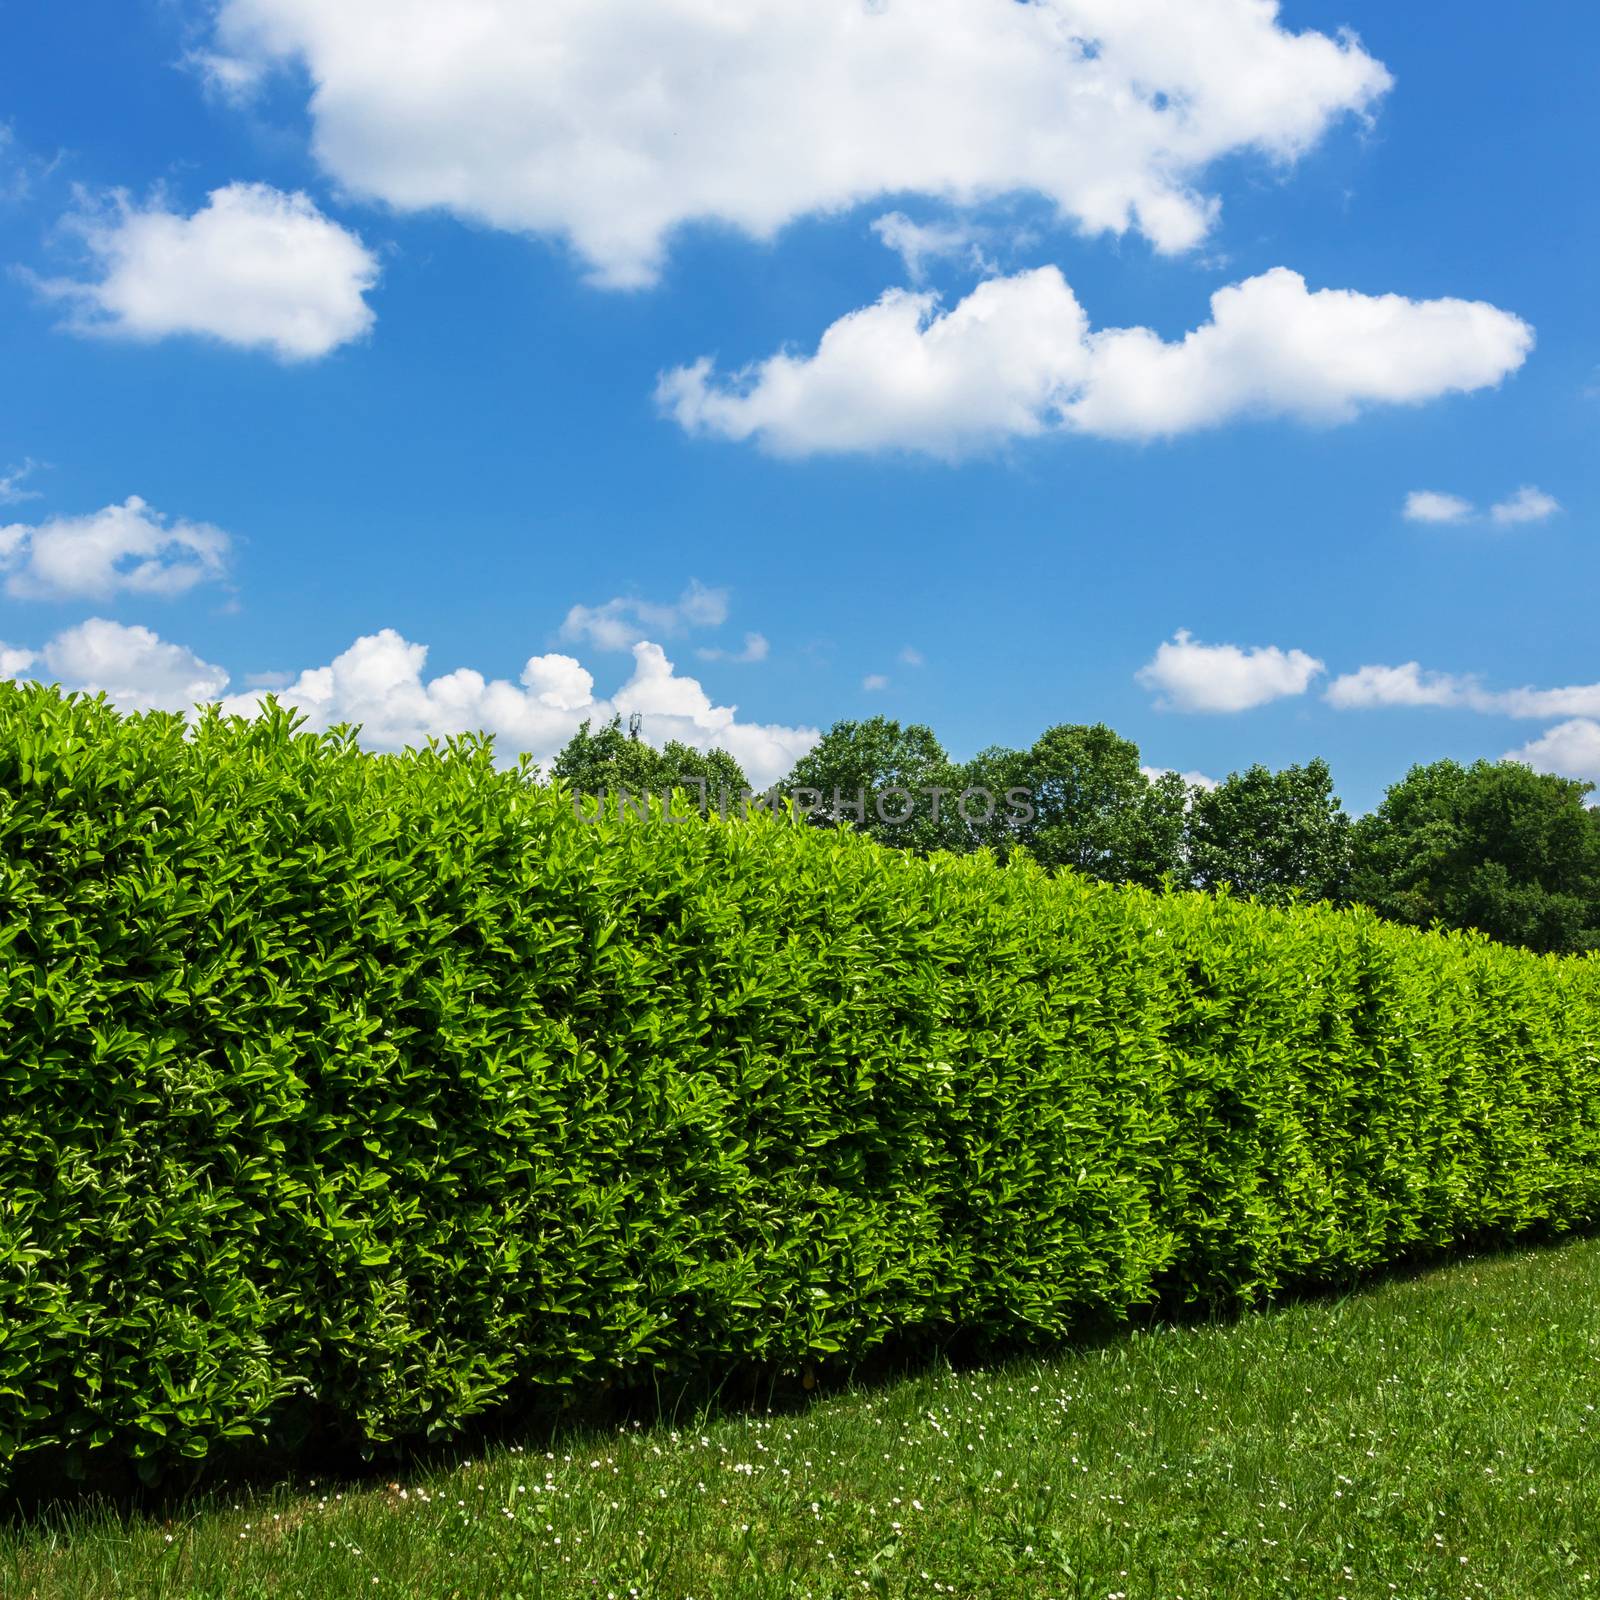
[3, 685, 1599, 1488]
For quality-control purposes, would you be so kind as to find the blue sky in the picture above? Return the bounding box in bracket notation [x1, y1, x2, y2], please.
[1, 0, 1595, 805]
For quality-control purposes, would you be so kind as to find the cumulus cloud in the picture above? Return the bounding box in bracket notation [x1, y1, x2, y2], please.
[861, 674, 891, 692]
[218, 629, 603, 755]
[1490, 485, 1562, 526]
[1507, 721, 1600, 790]
[1326, 662, 1600, 719]
[209, 0, 1389, 288]
[1402, 485, 1561, 527]
[6, 620, 818, 786]
[1137, 628, 1324, 713]
[1403, 490, 1475, 525]
[25, 618, 230, 711]
[268, 630, 815, 787]
[607, 641, 818, 785]
[1, 643, 36, 678]
[1324, 662, 1463, 711]
[0, 496, 231, 601]
[696, 632, 770, 664]
[659, 267, 1533, 459]
[561, 581, 729, 651]
[32, 183, 379, 360]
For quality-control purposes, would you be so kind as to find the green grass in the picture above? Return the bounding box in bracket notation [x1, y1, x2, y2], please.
[7, 1238, 1599, 1600]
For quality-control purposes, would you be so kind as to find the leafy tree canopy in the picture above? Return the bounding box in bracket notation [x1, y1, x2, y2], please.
[1351, 758, 1600, 954]
[783, 716, 964, 852]
[1189, 758, 1352, 907]
[963, 723, 1189, 888]
[550, 716, 747, 811]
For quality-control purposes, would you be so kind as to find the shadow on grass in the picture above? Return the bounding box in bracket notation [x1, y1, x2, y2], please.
[6, 1223, 1595, 1532]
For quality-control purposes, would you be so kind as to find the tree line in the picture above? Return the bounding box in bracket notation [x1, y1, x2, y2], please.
[551, 713, 1600, 957]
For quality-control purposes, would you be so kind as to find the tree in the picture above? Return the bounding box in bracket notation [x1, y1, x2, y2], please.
[1350, 758, 1600, 953]
[1187, 758, 1352, 906]
[782, 716, 964, 852]
[549, 716, 748, 813]
[964, 723, 1189, 887]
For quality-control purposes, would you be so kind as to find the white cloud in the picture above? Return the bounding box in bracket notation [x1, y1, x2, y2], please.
[32, 183, 379, 360]
[0, 460, 42, 506]
[1490, 485, 1562, 526]
[561, 581, 729, 651]
[259, 629, 814, 787]
[871, 213, 992, 284]
[1471, 682, 1600, 718]
[1401, 484, 1562, 528]
[1325, 662, 1465, 711]
[8, 620, 818, 786]
[1, 643, 36, 678]
[182, 49, 269, 105]
[210, 0, 1390, 289]
[1460, 679, 1600, 717]
[899, 647, 926, 668]
[29, 618, 230, 711]
[862, 674, 891, 692]
[696, 631, 770, 664]
[1326, 662, 1600, 719]
[0, 496, 231, 601]
[607, 641, 818, 785]
[1403, 489, 1475, 524]
[1137, 628, 1324, 713]
[1506, 721, 1600, 790]
[659, 267, 1533, 459]
[218, 629, 603, 754]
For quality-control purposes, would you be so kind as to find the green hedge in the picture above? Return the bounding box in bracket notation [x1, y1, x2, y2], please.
[3, 685, 1599, 1488]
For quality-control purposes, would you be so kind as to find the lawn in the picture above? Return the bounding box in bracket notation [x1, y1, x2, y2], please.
[6, 1237, 1598, 1600]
